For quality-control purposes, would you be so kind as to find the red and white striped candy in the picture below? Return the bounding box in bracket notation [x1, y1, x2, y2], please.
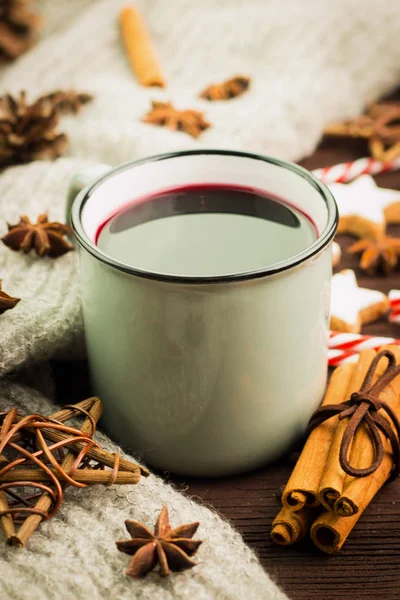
[313, 156, 400, 185]
[328, 330, 400, 367]
[389, 290, 400, 324]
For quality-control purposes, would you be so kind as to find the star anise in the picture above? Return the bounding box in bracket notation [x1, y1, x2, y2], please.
[2, 213, 73, 257]
[368, 104, 400, 162]
[0, 0, 42, 60]
[0, 91, 68, 166]
[200, 76, 251, 101]
[116, 506, 202, 578]
[0, 280, 20, 314]
[324, 102, 400, 161]
[142, 101, 210, 138]
[348, 236, 400, 274]
[39, 90, 93, 115]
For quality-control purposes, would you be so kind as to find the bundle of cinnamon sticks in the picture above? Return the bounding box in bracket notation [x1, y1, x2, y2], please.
[271, 345, 400, 553]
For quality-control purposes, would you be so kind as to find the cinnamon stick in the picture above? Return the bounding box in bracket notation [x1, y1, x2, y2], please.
[311, 344, 400, 552]
[311, 447, 392, 553]
[282, 362, 355, 510]
[334, 345, 400, 517]
[318, 349, 377, 510]
[271, 506, 316, 545]
[276, 345, 400, 553]
[0, 469, 140, 486]
[119, 6, 165, 87]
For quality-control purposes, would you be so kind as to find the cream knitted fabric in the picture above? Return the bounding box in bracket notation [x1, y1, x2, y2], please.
[0, 160, 89, 376]
[2, 0, 400, 166]
[0, 1, 399, 598]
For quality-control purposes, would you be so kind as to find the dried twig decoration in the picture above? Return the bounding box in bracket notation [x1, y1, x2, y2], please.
[200, 76, 250, 101]
[39, 90, 93, 115]
[142, 101, 210, 138]
[0, 397, 148, 547]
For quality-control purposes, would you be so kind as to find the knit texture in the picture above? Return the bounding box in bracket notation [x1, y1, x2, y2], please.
[3, 0, 400, 166]
[0, 0, 399, 598]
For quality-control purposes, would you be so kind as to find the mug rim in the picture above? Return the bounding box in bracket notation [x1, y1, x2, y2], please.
[71, 149, 338, 284]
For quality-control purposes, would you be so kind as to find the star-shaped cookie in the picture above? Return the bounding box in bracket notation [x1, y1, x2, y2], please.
[389, 290, 400, 324]
[381, 186, 400, 224]
[332, 241, 341, 267]
[329, 175, 400, 240]
[330, 269, 388, 333]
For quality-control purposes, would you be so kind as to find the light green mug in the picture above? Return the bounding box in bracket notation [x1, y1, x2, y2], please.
[67, 150, 338, 476]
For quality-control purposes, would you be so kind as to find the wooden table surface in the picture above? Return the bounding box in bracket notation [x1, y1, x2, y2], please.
[53, 128, 400, 600]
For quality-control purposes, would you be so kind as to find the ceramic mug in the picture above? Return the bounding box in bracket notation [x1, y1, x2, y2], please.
[67, 150, 338, 476]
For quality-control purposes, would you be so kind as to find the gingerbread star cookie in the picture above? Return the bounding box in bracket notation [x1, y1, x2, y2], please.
[381, 186, 400, 224]
[332, 241, 341, 267]
[329, 175, 400, 240]
[389, 290, 400, 324]
[330, 269, 388, 333]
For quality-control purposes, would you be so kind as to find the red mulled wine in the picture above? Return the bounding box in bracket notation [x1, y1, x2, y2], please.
[96, 183, 317, 277]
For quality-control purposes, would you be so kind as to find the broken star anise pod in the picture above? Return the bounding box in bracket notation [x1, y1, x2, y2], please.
[348, 236, 400, 274]
[0, 91, 68, 166]
[200, 76, 251, 101]
[0, 280, 20, 314]
[116, 506, 202, 578]
[142, 101, 210, 138]
[39, 90, 93, 115]
[2, 213, 73, 257]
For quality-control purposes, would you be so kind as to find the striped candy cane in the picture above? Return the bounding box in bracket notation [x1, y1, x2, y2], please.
[313, 156, 400, 184]
[328, 330, 400, 367]
[389, 290, 400, 324]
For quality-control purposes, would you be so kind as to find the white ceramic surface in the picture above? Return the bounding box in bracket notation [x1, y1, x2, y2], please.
[69, 151, 337, 476]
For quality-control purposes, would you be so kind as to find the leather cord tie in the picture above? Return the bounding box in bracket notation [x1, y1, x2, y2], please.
[308, 349, 400, 481]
